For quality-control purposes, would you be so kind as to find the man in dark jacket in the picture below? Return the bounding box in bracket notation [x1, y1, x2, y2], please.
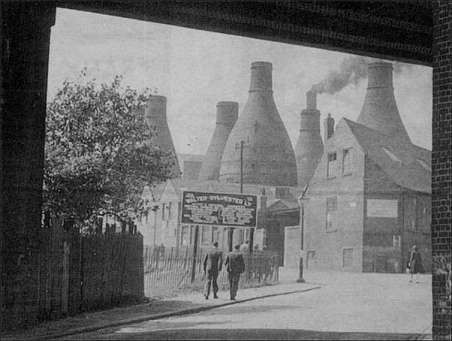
[203, 241, 223, 299]
[224, 244, 245, 300]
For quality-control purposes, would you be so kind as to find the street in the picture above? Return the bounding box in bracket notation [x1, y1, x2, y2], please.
[64, 271, 432, 340]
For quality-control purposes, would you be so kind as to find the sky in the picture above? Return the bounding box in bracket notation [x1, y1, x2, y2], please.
[47, 8, 432, 155]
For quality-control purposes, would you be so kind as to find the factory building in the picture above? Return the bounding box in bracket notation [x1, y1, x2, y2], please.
[137, 60, 430, 274]
[137, 61, 323, 264]
[302, 62, 431, 273]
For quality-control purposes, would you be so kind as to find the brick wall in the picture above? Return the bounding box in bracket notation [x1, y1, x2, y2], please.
[304, 121, 365, 272]
[432, 1, 452, 339]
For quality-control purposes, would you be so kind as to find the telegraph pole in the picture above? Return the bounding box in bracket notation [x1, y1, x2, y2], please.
[230, 140, 245, 252]
[240, 140, 244, 194]
[239, 140, 254, 255]
[152, 205, 159, 246]
[191, 225, 199, 283]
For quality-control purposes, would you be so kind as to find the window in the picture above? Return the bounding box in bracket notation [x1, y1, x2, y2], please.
[327, 152, 337, 178]
[168, 202, 172, 220]
[212, 226, 220, 243]
[343, 248, 353, 268]
[406, 197, 416, 231]
[161, 203, 165, 220]
[393, 235, 401, 248]
[420, 200, 431, 232]
[326, 196, 337, 232]
[181, 225, 190, 246]
[342, 148, 352, 175]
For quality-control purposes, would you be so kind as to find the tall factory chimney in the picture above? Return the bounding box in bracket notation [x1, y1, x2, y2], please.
[145, 95, 181, 177]
[295, 90, 324, 188]
[219, 61, 297, 186]
[357, 62, 411, 143]
[198, 101, 238, 181]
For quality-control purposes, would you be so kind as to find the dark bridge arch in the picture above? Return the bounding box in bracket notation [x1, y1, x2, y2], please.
[1, 1, 450, 338]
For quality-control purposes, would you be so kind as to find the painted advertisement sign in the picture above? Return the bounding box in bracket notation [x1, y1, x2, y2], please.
[181, 191, 257, 227]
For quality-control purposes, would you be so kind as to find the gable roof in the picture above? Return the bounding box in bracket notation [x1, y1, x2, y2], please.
[267, 199, 299, 212]
[343, 118, 431, 194]
[147, 182, 168, 202]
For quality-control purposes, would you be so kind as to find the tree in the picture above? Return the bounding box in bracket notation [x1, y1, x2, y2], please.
[44, 71, 174, 225]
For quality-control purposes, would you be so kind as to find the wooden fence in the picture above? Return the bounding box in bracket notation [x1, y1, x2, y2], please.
[35, 217, 144, 322]
[144, 246, 280, 298]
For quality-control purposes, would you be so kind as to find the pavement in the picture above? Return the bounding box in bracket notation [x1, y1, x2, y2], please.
[1, 271, 319, 341]
[67, 270, 433, 340]
[1, 269, 433, 340]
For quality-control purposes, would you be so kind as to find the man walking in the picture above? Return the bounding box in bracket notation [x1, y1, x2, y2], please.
[224, 244, 245, 300]
[203, 241, 223, 299]
[408, 245, 424, 283]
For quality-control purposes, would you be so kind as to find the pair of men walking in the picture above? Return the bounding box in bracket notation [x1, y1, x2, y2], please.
[203, 242, 245, 300]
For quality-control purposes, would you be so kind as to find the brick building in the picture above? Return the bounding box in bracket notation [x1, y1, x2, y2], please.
[303, 63, 432, 273]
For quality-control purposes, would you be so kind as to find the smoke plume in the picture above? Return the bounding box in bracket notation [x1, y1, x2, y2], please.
[310, 56, 410, 95]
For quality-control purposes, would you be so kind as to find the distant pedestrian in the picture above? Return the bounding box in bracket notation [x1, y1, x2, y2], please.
[240, 240, 249, 253]
[408, 245, 424, 283]
[203, 241, 223, 299]
[224, 244, 245, 300]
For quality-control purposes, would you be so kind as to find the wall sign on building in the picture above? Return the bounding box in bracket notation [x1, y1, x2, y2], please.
[366, 199, 398, 218]
[181, 191, 257, 228]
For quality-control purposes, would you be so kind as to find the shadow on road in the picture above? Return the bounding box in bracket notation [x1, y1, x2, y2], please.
[206, 304, 299, 316]
[69, 328, 427, 340]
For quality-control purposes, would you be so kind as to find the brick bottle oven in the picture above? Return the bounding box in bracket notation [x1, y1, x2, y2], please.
[145, 95, 181, 177]
[198, 101, 238, 181]
[219, 61, 297, 186]
[295, 90, 324, 188]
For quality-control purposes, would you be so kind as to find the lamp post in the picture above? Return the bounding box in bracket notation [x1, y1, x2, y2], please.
[296, 185, 309, 283]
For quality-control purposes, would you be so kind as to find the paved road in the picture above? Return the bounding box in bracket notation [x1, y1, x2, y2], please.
[65, 272, 432, 340]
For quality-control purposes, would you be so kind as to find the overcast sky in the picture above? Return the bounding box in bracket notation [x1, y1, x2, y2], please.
[48, 8, 432, 155]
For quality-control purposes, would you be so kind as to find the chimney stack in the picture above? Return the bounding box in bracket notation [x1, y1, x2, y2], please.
[145, 95, 181, 177]
[306, 90, 317, 110]
[249, 61, 273, 92]
[324, 113, 335, 140]
[295, 91, 324, 188]
[357, 62, 411, 143]
[219, 61, 297, 186]
[198, 101, 238, 181]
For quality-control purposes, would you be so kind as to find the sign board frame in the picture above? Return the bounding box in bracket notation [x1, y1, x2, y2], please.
[180, 190, 257, 228]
